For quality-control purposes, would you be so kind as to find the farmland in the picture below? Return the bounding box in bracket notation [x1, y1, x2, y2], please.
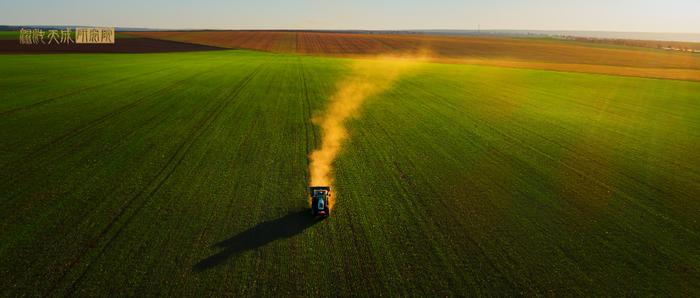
[0, 31, 19, 39]
[129, 31, 700, 81]
[1, 47, 698, 296]
[0, 31, 222, 54]
[0, 30, 135, 40]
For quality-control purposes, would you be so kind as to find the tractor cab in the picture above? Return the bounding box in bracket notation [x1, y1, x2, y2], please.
[309, 186, 331, 217]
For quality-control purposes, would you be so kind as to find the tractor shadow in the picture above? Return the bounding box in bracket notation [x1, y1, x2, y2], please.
[193, 210, 321, 271]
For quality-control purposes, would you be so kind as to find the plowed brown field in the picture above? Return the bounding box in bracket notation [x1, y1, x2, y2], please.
[128, 31, 700, 81]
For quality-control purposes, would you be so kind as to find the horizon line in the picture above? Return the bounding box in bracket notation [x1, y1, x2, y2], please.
[2, 24, 700, 35]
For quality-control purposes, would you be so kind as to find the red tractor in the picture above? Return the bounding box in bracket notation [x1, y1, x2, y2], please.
[309, 186, 331, 217]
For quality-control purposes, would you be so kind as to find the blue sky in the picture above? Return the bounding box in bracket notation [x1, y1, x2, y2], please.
[1, 0, 699, 33]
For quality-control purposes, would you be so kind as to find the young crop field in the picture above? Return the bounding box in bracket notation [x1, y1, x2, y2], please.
[0, 31, 19, 39]
[1, 49, 699, 296]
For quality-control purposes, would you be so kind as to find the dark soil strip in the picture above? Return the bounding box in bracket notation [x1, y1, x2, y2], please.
[0, 38, 226, 54]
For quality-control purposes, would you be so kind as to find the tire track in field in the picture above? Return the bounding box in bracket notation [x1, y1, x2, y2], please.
[488, 122, 700, 236]
[131, 80, 260, 287]
[0, 66, 177, 116]
[359, 114, 517, 293]
[0, 61, 164, 95]
[417, 89, 699, 237]
[4, 73, 177, 169]
[58, 65, 264, 296]
[0, 66, 225, 197]
[178, 117, 259, 289]
[57, 65, 262, 294]
[1, 72, 214, 225]
[360, 99, 599, 291]
[298, 59, 318, 179]
[501, 116, 692, 197]
[10, 62, 248, 293]
[411, 83, 619, 196]
[0, 97, 182, 235]
[0, 98, 191, 295]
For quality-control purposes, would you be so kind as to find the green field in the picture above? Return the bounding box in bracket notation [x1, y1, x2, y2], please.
[0, 31, 19, 39]
[1, 50, 699, 296]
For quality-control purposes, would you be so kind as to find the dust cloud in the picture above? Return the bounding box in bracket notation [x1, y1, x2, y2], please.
[308, 51, 432, 209]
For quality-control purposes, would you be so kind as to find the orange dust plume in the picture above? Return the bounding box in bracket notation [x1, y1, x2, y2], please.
[308, 50, 432, 209]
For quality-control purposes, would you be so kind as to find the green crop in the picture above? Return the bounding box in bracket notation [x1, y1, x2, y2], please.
[0, 50, 698, 296]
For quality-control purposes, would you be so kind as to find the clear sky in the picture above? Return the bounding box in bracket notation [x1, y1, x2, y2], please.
[1, 0, 699, 33]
